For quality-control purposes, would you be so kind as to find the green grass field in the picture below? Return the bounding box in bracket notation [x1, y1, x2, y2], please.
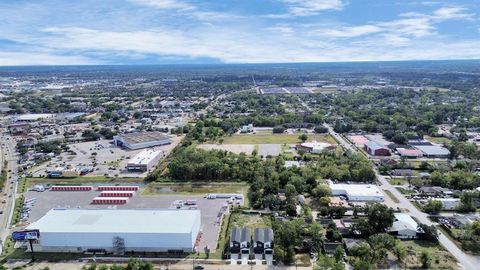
[424, 135, 452, 145]
[383, 189, 400, 203]
[221, 134, 336, 144]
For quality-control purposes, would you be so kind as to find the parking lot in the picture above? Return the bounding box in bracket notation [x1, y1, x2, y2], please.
[258, 144, 281, 157]
[29, 136, 183, 178]
[23, 187, 234, 252]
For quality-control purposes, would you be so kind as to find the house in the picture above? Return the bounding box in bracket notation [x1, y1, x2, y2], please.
[392, 169, 413, 177]
[419, 186, 451, 197]
[364, 141, 390, 156]
[230, 227, 251, 256]
[344, 238, 365, 254]
[253, 228, 274, 255]
[434, 198, 461, 210]
[323, 242, 344, 256]
[388, 213, 420, 239]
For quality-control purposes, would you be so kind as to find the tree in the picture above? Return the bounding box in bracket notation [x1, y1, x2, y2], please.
[420, 250, 432, 269]
[423, 199, 443, 214]
[368, 233, 395, 266]
[393, 240, 407, 265]
[355, 204, 395, 236]
[299, 133, 308, 142]
[314, 126, 328, 133]
[334, 246, 345, 262]
[418, 224, 438, 242]
[313, 184, 331, 198]
[458, 191, 477, 213]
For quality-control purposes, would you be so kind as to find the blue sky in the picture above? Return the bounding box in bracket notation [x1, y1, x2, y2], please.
[0, 0, 479, 65]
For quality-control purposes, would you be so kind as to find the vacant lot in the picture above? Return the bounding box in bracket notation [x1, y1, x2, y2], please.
[198, 144, 255, 155]
[221, 134, 335, 144]
[402, 240, 459, 269]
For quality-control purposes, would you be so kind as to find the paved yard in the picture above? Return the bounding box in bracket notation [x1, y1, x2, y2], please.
[23, 187, 231, 252]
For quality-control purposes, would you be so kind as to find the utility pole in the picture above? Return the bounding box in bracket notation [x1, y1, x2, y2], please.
[28, 239, 35, 261]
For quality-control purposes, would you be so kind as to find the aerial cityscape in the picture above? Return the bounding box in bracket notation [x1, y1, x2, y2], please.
[1, 1, 480, 270]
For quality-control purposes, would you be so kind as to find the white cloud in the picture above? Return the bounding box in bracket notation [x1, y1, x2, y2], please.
[269, 0, 344, 17]
[0, 51, 97, 65]
[319, 25, 382, 38]
[128, 0, 195, 10]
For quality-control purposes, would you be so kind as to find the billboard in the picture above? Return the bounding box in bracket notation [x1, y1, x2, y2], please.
[12, 229, 40, 241]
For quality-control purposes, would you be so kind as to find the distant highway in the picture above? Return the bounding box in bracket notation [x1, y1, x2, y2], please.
[325, 124, 479, 270]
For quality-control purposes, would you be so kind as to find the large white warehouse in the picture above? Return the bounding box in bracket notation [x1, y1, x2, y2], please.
[126, 149, 164, 171]
[26, 209, 201, 253]
[113, 131, 171, 150]
[328, 180, 384, 202]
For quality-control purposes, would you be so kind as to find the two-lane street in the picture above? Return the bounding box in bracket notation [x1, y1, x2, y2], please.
[326, 126, 480, 270]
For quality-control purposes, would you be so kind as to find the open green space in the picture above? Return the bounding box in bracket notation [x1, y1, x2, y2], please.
[23, 176, 142, 189]
[425, 135, 453, 145]
[221, 134, 336, 144]
[383, 189, 400, 203]
[396, 187, 415, 195]
[402, 240, 458, 269]
[143, 182, 248, 196]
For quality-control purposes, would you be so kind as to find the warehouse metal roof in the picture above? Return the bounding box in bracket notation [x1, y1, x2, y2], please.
[116, 131, 170, 145]
[414, 145, 450, 156]
[128, 149, 163, 165]
[27, 209, 200, 234]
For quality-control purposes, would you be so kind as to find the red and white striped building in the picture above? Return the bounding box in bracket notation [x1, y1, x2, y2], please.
[99, 191, 135, 197]
[50, 186, 93, 191]
[91, 197, 129, 204]
[97, 186, 139, 191]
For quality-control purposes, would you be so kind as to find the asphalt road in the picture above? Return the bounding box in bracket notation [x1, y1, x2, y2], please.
[0, 135, 19, 251]
[325, 125, 479, 270]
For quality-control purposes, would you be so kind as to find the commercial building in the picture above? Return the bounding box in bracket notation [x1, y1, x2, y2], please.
[298, 141, 335, 154]
[364, 141, 390, 156]
[113, 131, 171, 150]
[16, 113, 55, 122]
[414, 145, 450, 158]
[328, 180, 384, 202]
[388, 213, 420, 239]
[126, 149, 164, 171]
[348, 135, 369, 146]
[397, 148, 423, 158]
[26, 209, 201, 253]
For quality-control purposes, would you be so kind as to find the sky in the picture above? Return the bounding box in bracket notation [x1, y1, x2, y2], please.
[0, 0, 479, 65]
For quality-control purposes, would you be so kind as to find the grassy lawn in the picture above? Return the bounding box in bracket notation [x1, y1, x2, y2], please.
[383, 189, 400, 203]
[11, 195, 24, 225]
[389, 178, 407, 185]
[403, 240, 458, 269]
[230, 212, 272, 230]
[396, 187, 415, 195]
[425, 136, 452, 145]
[144, 182, 248, 195]
[24, 176, 143, 188]
[221, 134, 336, 145]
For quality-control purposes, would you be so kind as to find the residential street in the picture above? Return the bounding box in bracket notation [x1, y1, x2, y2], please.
[326, 125, 479, 270]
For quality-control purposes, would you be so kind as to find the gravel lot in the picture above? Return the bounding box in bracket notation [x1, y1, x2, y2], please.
[24, 187, 233, 252]
[258, 144, 281, 157]
[198, 144, 255, 155]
